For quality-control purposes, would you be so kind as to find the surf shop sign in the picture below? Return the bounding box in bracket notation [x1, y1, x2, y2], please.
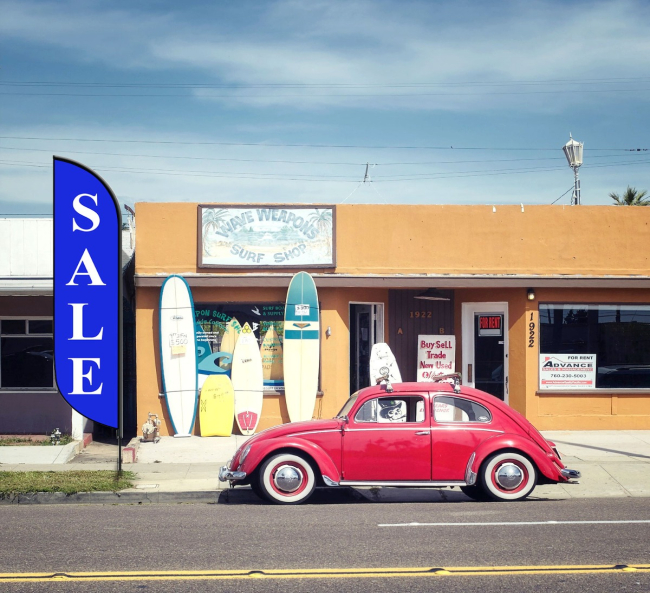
[199, 205, 335, 268]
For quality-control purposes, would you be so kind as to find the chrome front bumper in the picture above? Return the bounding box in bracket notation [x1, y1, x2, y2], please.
[219, 465, 247, 482]
[561, 468, 581, 480]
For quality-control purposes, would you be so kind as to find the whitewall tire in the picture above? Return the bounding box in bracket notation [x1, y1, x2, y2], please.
[479, 451, 537, 501]
[260, 453, 316, 504]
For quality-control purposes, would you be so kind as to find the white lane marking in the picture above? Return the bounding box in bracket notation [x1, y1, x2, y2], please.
[378, 520, 650, 527]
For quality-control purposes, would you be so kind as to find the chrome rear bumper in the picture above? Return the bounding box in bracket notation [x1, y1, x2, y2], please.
[561, 468, 581, 480]
[219, 465, 247, 482]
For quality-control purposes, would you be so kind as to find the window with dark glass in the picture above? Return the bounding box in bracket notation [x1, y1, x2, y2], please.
[355, 396, 426, 423]
[539, 305, 650, 388]
[0, 319, 55, 389]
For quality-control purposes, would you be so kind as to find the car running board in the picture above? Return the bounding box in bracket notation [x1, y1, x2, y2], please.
[339, 481, 467, 488]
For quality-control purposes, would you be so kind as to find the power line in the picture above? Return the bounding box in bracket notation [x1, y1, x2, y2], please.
[1, 144, 640, 166]
[0, 160, 357, 182]
[2, 76, 650, 88]
[3, 88, 650, 98]
[375, 157, 650, 179]
[374, 158, 650, 181]
[551, 186, 575, 205]
[0, 135, 642, 151]
[2, 156, 648, 183]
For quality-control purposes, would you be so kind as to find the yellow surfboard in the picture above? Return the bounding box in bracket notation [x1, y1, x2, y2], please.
[219, 317, 241, 371]
[261, 324, 283, 387]
[199, 375, 235, 437]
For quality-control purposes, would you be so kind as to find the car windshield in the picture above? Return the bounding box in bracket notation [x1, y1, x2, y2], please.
[335, 392, 359, 418]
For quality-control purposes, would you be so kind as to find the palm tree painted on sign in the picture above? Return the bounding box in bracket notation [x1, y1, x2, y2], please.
[609, 187, 649, 206]
[308, 209, 333, 257]
[202, 208, 229, 255]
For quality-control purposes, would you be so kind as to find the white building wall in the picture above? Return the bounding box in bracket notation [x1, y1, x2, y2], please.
[0, 218, 53, 278]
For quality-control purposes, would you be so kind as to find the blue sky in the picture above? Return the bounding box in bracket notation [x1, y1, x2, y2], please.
[1, 0, 649, 213]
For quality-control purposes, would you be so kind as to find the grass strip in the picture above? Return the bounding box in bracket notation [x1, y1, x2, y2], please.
[0, 471, 135, 498]
[0, 436, 75, 447]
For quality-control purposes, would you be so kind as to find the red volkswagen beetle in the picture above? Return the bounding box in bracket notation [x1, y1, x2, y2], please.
[219, 377, 580, 504]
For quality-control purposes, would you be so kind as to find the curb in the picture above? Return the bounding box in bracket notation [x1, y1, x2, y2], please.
[121, 437, 141, 465]
[0, 490, 224, 505]
[52, 441, 80, 464]
[0, 487, 366, 506]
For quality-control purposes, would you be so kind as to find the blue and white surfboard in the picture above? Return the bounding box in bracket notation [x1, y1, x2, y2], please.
[283, 272, 320, 422]
[159, 275, 198, 437]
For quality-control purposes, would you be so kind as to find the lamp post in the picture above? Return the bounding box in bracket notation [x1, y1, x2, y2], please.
[563, 134, 583, 205]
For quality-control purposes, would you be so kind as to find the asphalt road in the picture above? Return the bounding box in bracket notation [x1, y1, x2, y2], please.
[1, 492, 648, 592]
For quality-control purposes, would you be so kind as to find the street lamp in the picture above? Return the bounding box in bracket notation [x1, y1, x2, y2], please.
[563, 134, 583, 205]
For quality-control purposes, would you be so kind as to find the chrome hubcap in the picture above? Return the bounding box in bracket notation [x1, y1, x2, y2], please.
[496, 463, 524, 490]
[274, 465, 302, 493]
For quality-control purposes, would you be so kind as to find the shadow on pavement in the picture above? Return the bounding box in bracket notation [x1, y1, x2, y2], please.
[215, 486, 538, 505]
[216, 486, 368, 505]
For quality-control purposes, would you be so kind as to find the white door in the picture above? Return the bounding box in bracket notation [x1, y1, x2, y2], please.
[461, 302, 509, 403]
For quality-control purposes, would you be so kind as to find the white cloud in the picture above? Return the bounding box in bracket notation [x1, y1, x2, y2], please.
[2, 0, 650, 111]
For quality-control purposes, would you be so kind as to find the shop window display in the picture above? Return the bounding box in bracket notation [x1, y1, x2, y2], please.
[539, 305, 650, 389]
[0, 319, 55, 389]
[194, 303, 286, 391]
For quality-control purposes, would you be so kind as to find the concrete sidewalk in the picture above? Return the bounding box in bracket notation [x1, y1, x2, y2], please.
[1, 431, 649, 503]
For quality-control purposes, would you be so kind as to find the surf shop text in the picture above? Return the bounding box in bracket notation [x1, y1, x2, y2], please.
[231, 242, 307, 264]
[212, 209, 320, 240]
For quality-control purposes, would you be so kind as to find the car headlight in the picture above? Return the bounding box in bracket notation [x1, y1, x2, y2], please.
[239, 444, 252, 465]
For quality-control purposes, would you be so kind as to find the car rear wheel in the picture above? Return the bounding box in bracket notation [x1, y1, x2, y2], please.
[259, 453, 316, 504]
[479, 451, 537, 501]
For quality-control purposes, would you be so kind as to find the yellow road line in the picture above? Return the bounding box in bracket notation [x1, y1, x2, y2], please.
[0, 564, 649, 583]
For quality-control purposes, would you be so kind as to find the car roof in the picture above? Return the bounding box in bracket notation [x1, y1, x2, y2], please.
[354, 382, 533, 432]
[358, 381, 507, 408]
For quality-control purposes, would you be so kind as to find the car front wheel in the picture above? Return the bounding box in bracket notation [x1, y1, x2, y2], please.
[479, 451, 537, 501]
[259, 453, 316, 504]
[249, 476, 267, 501]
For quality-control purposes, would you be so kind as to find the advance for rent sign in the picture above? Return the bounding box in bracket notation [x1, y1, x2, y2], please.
[539, 354, 596, 390]
[417, 335, 455, 382]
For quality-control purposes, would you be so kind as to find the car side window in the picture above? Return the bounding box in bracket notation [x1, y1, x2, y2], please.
[355, 396, 426, 423]
[433, 396, 492, 423]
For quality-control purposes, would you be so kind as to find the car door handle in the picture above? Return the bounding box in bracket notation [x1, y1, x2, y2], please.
[415, 431, 430, 436]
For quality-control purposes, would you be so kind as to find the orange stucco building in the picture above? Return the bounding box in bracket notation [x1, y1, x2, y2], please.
[135, 202, 650, 435]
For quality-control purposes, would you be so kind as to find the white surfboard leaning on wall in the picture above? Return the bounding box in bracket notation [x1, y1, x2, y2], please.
[219, 317, 241, 372]
[231, 322, 264, 435]
[159, 275, 198, 437]
[261, 324, 283, 388]
[283, 272, 320, 423]
[370, 342, 402, 385]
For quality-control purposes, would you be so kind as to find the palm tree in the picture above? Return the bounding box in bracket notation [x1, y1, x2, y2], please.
[202, 208, 229, 255]
[308, 209, 333, 255]
[609, 186, 649, 206]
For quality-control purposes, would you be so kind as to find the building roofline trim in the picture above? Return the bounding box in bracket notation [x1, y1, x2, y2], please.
[134, 273, 650, 289]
